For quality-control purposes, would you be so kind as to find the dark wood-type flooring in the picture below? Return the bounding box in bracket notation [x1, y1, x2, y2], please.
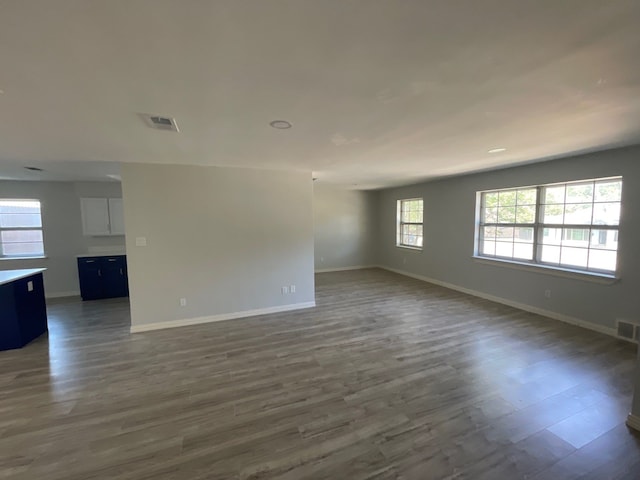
[1, 268, 639, 479]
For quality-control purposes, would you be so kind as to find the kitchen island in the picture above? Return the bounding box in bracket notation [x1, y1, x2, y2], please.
[0, 268, 48, 351]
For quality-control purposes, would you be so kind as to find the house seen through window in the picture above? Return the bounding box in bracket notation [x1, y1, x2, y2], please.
[0, 199, 45, 258]
[476, 177, 622, 274]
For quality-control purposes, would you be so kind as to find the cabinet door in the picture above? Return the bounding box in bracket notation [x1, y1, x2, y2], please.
[101, 256, 128, 298]
[78, 258, 103, 300]
[108, 198, 125, 235]
[80, 198, 110, 236]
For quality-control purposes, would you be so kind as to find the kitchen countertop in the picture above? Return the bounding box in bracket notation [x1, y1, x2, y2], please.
[77, 252, 126, 258]
[0, 268, 47, 286]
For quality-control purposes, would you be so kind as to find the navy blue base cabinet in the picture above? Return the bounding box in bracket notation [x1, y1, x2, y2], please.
[0, 272, 48, 351]
[78, 255, 129, 300]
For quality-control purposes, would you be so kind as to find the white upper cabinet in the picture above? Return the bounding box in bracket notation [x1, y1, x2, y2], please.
[80, 197, 125, 236]
[108, 198, 125, 235]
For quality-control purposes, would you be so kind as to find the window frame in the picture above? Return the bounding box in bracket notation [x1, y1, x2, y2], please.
[0, 198, 46, 259]
[475, 177, 622, 278]
[396, 198, 424, 250]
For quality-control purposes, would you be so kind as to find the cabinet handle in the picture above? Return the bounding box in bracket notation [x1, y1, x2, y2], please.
[119, 268, 123, 275]
[98, 269, 102, 277]
[85, 260, 95, 263]
[108, 258, 117, 262]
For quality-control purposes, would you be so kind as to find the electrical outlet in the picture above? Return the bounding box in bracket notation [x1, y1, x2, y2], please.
[320, 256, 324, 262]
[281, 286, 289, 294]
[290, 285, 296, 293]
[179, 297, 187, 306]
[544, 289, 552, 299]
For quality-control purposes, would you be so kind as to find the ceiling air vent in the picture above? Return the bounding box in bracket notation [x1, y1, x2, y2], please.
[140, 114, 179, 132]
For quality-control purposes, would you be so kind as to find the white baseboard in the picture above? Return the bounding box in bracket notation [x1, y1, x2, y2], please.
[130, 301, 316, 333]
[626, 414, 640, 432]
[315, 265, 375, 273]
[46, 290, 80, 299]
[377, 265, 617, 339]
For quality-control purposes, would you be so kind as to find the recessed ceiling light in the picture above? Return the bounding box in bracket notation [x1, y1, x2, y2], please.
[488, 148, 507, 154]
[270, 120, 292, 129]
[24, 166, 44, 172]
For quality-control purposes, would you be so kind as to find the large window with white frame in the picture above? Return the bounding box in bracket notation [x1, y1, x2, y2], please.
[397, 198, 423, 249]
[477, 177, 622, 275]
[0, 199, 45, 258]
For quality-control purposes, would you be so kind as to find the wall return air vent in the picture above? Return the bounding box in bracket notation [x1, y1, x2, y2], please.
[616, 319, 639, 343]
[140, 114, 179, 132]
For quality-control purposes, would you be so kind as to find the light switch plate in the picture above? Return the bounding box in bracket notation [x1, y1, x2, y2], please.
[135, 236, 147, 247]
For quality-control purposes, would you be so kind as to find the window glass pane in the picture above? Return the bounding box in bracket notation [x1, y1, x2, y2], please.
[516, 189, 537, 205]
[515, 205, 535, 223]
[541, 228, 562, 246]
[514, 227, 533, 243]
[566, 182, 593, 203]
[482, 240, 496, 256]
[588, 249, 617, 272]
[498, 190, 516, 206]
[496, 226, 514, 240]
[0, 213, 42, 228]
[513, 243, 533, 260]
[590, 229, 617, 250]
[483, 207, 497, 223]
[544, 185, 565, 204]
[482, 226, 496, 240]
[594, 181, 621, 202]
[2, 242, 44, 256]
[497, 207, 516, 223]
[0, 200, 40, 214]
[540, 245, 561, 264]
[592, 202, 620, 226]
[495, 242, 513, 258]
[541, 204, 564, 224]
[562, 228, 589, 247]
[483, 192, 498, 208]
[563, 204, 592, 224]
[0, 230, 43, 243]
[560, 247, 588, 268]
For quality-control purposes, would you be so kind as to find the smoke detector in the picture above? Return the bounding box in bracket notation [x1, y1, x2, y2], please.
[140, 114, 179, 132]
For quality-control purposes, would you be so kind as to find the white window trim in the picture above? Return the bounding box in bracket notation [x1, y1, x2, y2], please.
[396, 198, 424, 250]
[475, 177, 622, 279]
[0, 198, 45, 259]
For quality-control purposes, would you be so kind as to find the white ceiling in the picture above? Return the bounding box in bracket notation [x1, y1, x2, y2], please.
[1, 1, 639, 188]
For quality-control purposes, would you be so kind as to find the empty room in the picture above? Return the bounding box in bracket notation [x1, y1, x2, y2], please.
[1, 1, 640, 479]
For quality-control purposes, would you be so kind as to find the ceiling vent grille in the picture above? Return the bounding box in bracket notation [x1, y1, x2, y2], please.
[140, 114, 179, 132]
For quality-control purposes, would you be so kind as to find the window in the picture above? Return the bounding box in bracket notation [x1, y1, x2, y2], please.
[397, 198, 423, 249]
[0, 200, 44, 258]
[477, 177, 622, 275]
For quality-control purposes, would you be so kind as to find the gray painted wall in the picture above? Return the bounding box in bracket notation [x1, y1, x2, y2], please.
[0, 180, 124, 295]
[376, 145, 640, 332]
[313, 184, 376, 271]
[121, 163, 315, 328]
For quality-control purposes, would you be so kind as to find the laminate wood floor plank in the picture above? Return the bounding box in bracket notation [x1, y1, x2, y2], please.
[0, 268, 638, 479]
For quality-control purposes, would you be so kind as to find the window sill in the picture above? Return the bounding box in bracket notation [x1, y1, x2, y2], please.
[0, 256, 48, 261]
[472, 256, 618, 285]
[396, 245, 423, 252]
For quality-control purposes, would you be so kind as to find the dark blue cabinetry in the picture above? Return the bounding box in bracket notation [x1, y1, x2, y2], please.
[77, 255, 129, 300]
[0, 272, 48, 351]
